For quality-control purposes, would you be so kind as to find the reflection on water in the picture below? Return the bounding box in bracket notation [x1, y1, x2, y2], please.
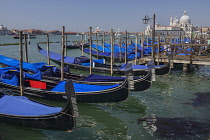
[191, 92, 210, 107]
[138, 115, 210, 140]
[100, 96, 147, 114]
[0, 122, 45, 140]
[76, 99, 146, 140]
[78, 103, 128, 137]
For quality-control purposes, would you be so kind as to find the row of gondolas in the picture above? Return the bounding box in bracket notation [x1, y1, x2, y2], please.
[0, 42, 172, 132]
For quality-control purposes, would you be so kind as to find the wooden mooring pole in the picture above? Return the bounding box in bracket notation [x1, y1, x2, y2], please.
[119, 36, 122, 62]
[152, 13, 156, 61]
[24, 34, 28, 63]
[65, 34, 67, 56]
[102, 32, 105, 52]
[81, 33, 84, 56]
[110, 29, 114, 76]
[183, 63, 191, 72]
[141, 33, 144, 59]
[61, 26, 65, 81]
[96, 33, 99, 59]
[89, 27, 92, 74]
[19, 31, 24, 96]
[135, 33, 138, 65]
[157, 34, 160, 65]
[46, 34, 50, 65]
[125, 30, 128, 63]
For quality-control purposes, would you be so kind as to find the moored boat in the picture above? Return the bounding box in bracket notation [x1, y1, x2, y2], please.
[67, 42, 89, 49]
[13, 34, 36, 39]
[0, 54, 152, 91]
[0, 79, 77, 131]
[0, 67, 130, 103]
[37, 44, 171, 76]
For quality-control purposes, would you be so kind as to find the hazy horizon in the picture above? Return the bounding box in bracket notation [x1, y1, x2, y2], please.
[1, 0, 210, 32]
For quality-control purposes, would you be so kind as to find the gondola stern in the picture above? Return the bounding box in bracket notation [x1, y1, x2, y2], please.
[65, 80, 79, 127]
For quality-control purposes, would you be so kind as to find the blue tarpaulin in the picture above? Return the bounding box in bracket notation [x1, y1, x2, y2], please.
[0, 55, 48, 73]
[0, 95, 61, 116]
[51, 81, 120, 92]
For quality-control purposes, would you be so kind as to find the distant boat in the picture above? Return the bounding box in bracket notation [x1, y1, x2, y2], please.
[13, 34, 36, 39]
[67, 42, 89, 49]
[94, 27, 106, 36]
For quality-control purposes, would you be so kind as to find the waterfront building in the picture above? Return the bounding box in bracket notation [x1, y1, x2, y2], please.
[46, 30, 61, 35]
[65, 31, 78, 35]
[0, 25, 12, 35]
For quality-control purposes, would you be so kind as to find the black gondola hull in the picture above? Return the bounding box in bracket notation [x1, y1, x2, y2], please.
[0, 79, 129, 103]
[0, 79, 77, 131]
[76, 80, 129, 103]
[0, 102, 75, 131]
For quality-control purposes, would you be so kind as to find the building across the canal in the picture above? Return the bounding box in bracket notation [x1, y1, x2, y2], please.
[0, 25, 12, 35]
[144, 11, 194, 36]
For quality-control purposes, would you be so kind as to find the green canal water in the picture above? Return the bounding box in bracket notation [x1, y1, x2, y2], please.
[0, 35, 210, 140]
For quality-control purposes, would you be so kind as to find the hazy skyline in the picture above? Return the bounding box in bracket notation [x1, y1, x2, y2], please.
[1, 0, 210, 32]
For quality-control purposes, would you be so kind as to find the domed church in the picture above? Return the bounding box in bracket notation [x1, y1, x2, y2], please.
[144, 11, 194, 36]
[170, 11, 193, 34]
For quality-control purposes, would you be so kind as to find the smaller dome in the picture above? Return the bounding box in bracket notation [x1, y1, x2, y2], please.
[180, 11, 190, 24]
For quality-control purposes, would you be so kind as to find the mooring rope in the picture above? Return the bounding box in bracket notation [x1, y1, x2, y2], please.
[2, 89, 19, 95]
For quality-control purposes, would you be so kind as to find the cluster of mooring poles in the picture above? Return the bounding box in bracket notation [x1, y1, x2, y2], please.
[42, 25, 210, 75]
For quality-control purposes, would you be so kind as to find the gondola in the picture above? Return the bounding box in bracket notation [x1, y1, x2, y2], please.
[0, 67, 130, 103]
[0, 79, 77, 131]
[83, 43, 140, 62]
[84, 43, 163, 62]
[82, 47, 134, 62]
[67, 42, 89, 49]
[0, 55, 152, 91]
[37, 44, 171, 76]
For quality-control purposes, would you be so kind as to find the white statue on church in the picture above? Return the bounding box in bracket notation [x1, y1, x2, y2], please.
[183, 11, 187, 16]
[170, 16, 179, 26]
[173, 16, 179, 26]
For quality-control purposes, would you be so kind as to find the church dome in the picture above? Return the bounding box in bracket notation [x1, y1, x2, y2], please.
[180, 11, 190, 24]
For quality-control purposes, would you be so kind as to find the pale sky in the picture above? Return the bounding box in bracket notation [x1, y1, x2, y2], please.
[1, 0, 210, 32]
